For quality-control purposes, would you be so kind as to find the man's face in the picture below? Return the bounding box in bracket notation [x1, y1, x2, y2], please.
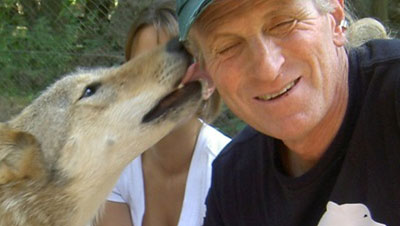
[192, 0, 347, 142]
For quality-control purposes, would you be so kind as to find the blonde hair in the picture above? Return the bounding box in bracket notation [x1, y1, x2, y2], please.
[346, 17, 389, 48]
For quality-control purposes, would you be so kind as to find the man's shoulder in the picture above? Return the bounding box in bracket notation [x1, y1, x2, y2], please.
[349, 39, 400, 103]
[354, 39, 400, 68]
[348, 39, 400, 146]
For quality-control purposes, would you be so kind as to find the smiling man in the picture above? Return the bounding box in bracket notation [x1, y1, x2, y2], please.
[177, 0, 400, 225]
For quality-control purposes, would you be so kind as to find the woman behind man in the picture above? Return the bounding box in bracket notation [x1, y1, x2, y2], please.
[97, 1, 230, 226]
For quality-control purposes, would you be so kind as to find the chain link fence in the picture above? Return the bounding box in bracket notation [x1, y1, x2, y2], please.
[0, 0, 245, 136]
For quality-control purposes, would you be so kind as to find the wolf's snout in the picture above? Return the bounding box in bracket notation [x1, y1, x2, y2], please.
[166, 38, 192, 64]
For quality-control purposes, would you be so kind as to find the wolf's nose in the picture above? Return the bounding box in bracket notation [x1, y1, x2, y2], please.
[166, 38, 192, 61]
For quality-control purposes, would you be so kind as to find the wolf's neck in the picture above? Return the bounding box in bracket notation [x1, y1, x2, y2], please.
[65, 170, 124, 226]
[0, 179, 78, 226]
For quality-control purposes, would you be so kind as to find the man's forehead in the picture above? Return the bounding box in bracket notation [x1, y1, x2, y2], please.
[178, 0, 303, 41]
[197, 0, 295, 31]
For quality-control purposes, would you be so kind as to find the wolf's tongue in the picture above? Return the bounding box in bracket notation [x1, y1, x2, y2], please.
[181, 63, 215, 99]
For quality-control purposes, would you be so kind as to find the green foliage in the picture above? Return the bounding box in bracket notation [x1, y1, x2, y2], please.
[213, 104, 246, 137]
[0, 0, 122, 98]
[1, 18, 73, 94]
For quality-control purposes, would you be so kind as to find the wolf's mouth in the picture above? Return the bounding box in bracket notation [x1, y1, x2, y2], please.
[142, 81, 201, 123]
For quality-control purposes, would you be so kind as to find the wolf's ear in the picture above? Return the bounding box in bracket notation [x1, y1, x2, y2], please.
[0, 123, 45, 184]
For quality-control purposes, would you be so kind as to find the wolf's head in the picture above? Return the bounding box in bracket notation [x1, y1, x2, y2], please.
[0, 39, 205, 224]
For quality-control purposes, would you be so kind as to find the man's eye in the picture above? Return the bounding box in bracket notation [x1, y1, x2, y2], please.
[216, 42, 240, 56]
[269, 20, 297, 33]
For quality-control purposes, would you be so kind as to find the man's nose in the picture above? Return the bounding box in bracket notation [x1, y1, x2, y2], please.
[247, 37, 284, 81]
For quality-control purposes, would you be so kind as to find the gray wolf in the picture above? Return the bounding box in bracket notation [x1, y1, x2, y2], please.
[0, 39, 204, 226]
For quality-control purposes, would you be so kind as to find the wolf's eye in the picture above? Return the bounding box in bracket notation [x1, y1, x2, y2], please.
[80, 82, 101, 100]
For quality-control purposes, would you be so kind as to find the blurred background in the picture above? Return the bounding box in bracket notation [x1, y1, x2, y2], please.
[1, 0, 399, 137]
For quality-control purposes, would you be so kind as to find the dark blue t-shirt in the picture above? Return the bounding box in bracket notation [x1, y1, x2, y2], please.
[204, 39, 400, 226]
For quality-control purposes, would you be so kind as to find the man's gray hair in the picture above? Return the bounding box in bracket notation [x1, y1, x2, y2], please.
[313, 0, 389, 48]
[313, 0, 335, 13]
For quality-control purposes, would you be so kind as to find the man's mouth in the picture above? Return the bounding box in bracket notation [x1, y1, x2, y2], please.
[256, 77, 300, 101]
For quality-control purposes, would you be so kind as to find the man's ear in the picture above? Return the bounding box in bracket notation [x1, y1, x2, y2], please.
[329, 0, 347, 47]
[0, 123, 45, 184]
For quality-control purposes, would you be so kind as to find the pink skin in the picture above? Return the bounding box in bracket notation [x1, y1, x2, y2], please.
[181, 63, 215, 99]
[186, 0, 348, 161]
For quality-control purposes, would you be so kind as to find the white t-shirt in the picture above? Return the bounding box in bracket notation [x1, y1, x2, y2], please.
[107, 123, 231, 226]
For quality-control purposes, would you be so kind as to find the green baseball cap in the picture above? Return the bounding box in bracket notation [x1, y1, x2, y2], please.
[177, 0, 214, 41]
